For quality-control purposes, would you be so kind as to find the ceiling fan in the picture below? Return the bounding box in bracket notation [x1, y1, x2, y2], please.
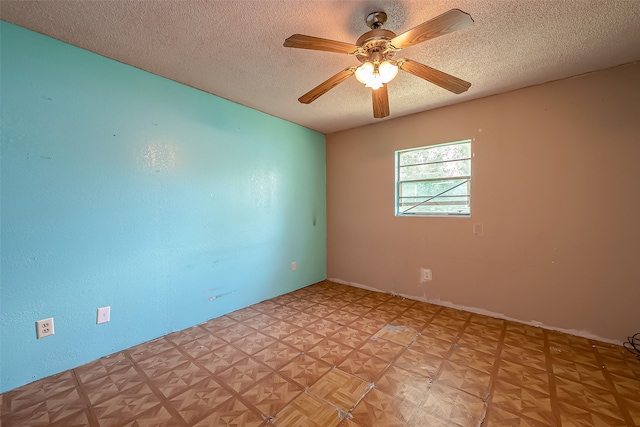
[283, 9, 474, 118]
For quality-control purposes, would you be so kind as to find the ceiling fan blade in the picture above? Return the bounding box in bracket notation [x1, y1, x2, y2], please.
[298, 68, 355, 104]
[284, 34, 359, 54]
[372, 84, 390, 118]
[390, 9, 473, 49]
[398, 59, 471, 94]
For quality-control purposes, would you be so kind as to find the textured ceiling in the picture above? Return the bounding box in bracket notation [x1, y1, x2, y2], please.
[2, 0, 640, 134]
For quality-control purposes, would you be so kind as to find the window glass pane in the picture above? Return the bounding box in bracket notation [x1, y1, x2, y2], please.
[399, 159, 470, 181]
[399, 196, 470, 214]
[399, 142, 470, 166]
[399, 180, 469, 197]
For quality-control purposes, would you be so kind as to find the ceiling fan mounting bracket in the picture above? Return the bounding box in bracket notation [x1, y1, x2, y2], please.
[366, 11, 387, 29]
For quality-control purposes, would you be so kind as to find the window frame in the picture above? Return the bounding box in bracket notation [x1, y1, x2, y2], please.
[395, 139, 472, 217]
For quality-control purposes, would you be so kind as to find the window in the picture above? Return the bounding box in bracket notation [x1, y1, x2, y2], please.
[396, 140, 471, 216]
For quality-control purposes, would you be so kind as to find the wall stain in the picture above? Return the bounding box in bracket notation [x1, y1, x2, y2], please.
[208, 290, 236, 301]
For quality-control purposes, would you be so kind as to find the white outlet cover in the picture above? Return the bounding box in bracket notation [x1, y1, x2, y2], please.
[36, 317, 55, 339]
[291, 262, 296, 271]
[97, 306, 111, 324]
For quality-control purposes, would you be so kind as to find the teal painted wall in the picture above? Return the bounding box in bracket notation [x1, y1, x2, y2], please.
[0, 22, 326, 393]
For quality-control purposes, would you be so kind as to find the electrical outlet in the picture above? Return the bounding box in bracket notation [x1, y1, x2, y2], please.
[36, 317, 55, 339]
[97, 306, 111, 324]
[291, 262, 296, 272]
[421, 268, 432, 282]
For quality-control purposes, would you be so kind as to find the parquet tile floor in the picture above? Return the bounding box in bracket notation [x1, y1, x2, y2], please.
[2, 280, 639, 426]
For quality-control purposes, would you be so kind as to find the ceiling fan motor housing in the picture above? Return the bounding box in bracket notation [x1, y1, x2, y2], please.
[355, 29, 398, 64]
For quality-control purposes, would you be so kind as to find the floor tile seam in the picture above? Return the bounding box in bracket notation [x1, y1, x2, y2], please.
[169, 337, 222, 371]
[497, 356, 551, 374]
[177, 373, 260, 424]
[338, 355, 392, 384]
[69, 368, 101, 426]
[73, 354, 133, 376]
[129, 401, 190, 427]
[555, 398, 634, 426]
[601, 366, 640, 383]
[546, 341, 599, 355]
[213, 355, 277, 385]
[126, 339, 180, 362]
[352, 329, 414, 370]
[492, 405, 557, 427]
[9, 382, 96, 419]
[355, 337, 411, 364]
[502, 331, 547, 342]
[227, 308, 262, 321]
[191, 349, 255, 378]
[367, 382, 440, 417]
[545, 328, 588, 427]
[0, 381, 76, 415]
[547, 353, 601, 370]
[229, 337, 278, 356]
[250, 348, 305, 371]
[550, 369, 621, 392]
[590, 337, 638, 426]
[93, 400, 170, 427]
[275, 362, 326, 390]
[235, 374, 305, 422]
[227, 328, 277, 343]
[479, 319, 507, 426]
[6, 404, 95, 427]
[556, 353, 638, 375]
[37, 372, 122, 412]
[424, 315, 484, 402]
[123, 349, 213, 427]
[306, 383, 374, 415]
[599, 351, 640, 367]
[297, 345, 349, 368]
[70, 352, 147, 402]
[182, 341, 230, 359]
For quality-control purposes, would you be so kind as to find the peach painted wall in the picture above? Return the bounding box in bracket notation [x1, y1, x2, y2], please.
[326, 61, 640, 344]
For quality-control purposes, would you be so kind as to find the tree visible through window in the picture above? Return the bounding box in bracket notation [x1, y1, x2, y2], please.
[396, 140, 471, 216]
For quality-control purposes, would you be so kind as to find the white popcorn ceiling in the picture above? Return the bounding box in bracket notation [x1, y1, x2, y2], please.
[2, 0, 640, 134]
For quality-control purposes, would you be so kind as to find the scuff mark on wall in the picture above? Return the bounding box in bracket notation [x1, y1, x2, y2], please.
[139, 141, 177, 174]
[208, 290, 236, 301]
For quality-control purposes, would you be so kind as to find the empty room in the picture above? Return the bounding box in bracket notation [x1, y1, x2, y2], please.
[1, 1, 639, 426]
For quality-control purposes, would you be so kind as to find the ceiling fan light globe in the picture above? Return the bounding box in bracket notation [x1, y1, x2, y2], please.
[364, 75, 384, 90]
[355, 62, 374, 84]
[379, 61, 399, 83]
